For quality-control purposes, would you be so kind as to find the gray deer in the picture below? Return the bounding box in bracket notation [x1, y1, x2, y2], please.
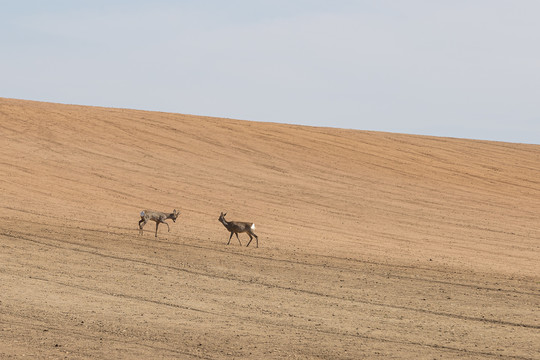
[218, 212, 258, 248]
[139, 209, 180, 237]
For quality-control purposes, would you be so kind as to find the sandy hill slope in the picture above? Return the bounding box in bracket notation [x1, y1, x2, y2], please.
[0, 98, 538, 359]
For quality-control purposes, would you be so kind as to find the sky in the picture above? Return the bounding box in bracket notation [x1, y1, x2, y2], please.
[1, 1, 539, 144]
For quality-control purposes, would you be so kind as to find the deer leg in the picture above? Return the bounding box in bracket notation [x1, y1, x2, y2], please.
[235, 233, 242, 246]
[162, 220, 170, 232]
[246, 231, 258, 248]
[139, 218, 147, 235]
[155, 222, 160, 237]
[227, 232, 234, 245]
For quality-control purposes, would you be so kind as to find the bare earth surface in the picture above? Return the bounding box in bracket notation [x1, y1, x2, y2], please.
[0, 98, 539, 359]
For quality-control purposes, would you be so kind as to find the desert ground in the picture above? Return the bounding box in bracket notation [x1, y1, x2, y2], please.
[0, 98, 538, 359]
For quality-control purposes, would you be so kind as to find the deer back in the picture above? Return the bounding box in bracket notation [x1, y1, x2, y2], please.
[142, 210, 168, 222]
[227, 221, 253, 233]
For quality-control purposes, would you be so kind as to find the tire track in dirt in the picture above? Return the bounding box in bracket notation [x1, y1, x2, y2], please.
[3, 223, 538, 297]
[2, 230, 537, 330]
[2, 272, 534, 360]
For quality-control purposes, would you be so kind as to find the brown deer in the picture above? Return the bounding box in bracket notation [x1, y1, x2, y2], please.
[218, 212, 258, 248]
[139, 209, 180, 237]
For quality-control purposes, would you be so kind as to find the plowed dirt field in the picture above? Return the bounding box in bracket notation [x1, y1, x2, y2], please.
[1, 98, 539, 359]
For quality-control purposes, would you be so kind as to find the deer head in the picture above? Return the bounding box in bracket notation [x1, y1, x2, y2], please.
[171, 209, 180, 222]
[219, 212, 227, 223]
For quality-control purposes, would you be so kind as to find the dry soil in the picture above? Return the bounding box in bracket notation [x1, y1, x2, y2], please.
[0, 98, 539, 359]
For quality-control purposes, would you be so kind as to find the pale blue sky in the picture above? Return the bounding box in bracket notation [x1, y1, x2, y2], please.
[2, 1, 539, 144]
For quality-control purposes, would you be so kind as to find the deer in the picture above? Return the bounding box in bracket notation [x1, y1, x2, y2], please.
[139, 209, 180, 237]
[218, 212, 258, 248]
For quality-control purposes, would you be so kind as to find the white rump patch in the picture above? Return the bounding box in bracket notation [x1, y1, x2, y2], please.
[140, 211, 145, 217]
[251, 223, 256, 230]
